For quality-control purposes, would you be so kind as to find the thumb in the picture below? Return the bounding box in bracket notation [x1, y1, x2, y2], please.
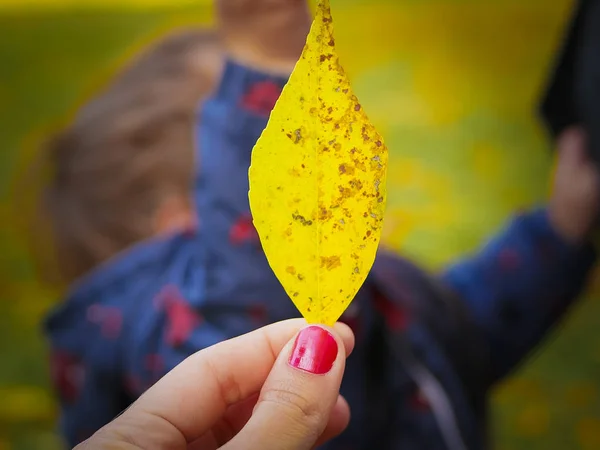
[222, 325, 350, 450]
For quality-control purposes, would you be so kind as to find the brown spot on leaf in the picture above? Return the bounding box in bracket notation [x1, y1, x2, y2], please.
[286, 266, 297, 275]
[354, 104, 362, 111]
[338, 185, 355, 199]
[349, 179, 364, 191]
[320, 255, 341, 271]
[318, 205, 333, 221]
[339, 164, 355, 175]
[353, 158, 367, 172]
[361, 125, 371, 142]
[293, 128, 302, 143]
[292, 213, 313, 226]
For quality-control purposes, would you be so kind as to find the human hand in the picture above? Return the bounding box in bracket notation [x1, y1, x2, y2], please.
[215, 0, 312, 74]
[76, 319, 354, 450]
[549, 127, 600, 243]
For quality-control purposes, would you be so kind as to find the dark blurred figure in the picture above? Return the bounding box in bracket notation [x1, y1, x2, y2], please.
[541, 0, 600, 167]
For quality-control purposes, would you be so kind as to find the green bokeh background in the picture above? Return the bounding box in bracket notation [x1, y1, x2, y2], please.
[1, 0, 600, 449]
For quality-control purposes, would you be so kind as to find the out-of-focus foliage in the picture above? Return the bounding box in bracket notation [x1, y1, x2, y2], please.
[1, 1, 599, 450]
[0, 0, 209, 10]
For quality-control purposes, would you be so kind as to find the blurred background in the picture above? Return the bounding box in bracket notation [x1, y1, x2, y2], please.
[1, 0, 600, 449]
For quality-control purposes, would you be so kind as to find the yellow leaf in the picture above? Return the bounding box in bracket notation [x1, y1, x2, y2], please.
[249, 0, 388, 325]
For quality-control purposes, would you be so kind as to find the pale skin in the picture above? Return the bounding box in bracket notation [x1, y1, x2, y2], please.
[215, 0, 312, 75]
[76, 321, 354, 450]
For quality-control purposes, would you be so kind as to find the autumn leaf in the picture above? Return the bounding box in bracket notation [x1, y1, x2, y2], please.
[248, 0, 388, 325]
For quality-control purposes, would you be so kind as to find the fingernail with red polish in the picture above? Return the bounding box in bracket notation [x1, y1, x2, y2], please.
[288, 326, 338, 375]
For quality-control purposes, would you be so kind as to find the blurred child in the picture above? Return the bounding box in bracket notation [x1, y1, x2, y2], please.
[42, 1, 599, 449]
[40, 28, 222, 282]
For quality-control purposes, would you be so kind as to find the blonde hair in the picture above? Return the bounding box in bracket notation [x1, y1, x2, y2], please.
[38, 28, 222, 283]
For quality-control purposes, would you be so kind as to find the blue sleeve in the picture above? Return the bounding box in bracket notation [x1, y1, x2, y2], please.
[192, 60, 293, 307]
[440, 208, 596, 384]
[194, 60, 288, 246]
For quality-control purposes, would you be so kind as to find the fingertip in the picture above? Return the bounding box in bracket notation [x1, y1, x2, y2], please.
[321, 395, 351, 432]
[234, 325, 350, 450]
[333, 394, 351, 427]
